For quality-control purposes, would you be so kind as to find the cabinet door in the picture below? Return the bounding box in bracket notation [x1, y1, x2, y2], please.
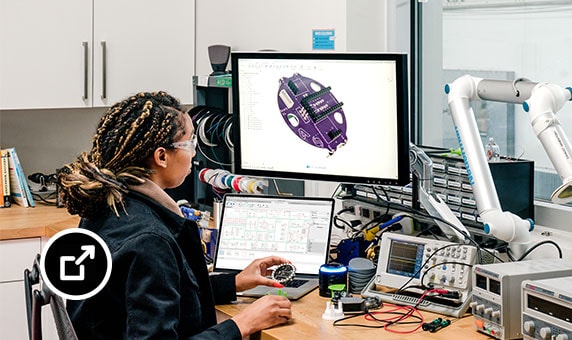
[92, 0, 195, 106]
[0, 0, 92, 109]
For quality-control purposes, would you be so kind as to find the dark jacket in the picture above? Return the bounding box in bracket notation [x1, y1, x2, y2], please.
[67, 191, 242, 339]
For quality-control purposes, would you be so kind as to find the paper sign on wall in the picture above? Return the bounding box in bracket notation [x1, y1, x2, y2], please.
[312, 29, 335, 50]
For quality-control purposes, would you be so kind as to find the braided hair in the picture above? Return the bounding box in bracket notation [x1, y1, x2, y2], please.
[58, 91, 186, 218]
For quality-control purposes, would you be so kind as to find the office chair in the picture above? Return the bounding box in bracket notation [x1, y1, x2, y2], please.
[24, 254, 78, 340]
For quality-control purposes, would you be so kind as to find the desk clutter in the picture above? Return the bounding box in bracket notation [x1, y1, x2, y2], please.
[324, 193, 572, 339]
[198, 167, 267, 197]
[0, 147, 62, 208]
[318, 229, 572, 338]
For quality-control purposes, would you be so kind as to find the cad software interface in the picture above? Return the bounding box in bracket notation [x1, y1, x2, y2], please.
[235, 56, 402, 183]
[215, 195, 332, 274]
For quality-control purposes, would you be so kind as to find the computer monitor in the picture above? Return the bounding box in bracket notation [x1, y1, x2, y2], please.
[231, 52, 410, 186]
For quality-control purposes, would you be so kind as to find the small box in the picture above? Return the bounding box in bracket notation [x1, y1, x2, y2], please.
[339, 297, 365, 313]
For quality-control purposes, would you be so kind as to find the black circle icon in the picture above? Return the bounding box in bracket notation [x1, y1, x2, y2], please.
[41, 228, 112, 300]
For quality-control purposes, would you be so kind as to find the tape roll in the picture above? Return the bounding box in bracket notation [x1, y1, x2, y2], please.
[231, 176, 242, 192]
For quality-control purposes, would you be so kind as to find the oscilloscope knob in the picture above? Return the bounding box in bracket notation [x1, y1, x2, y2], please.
[539, 327, 552, 340]
[523, 321, 535, 333]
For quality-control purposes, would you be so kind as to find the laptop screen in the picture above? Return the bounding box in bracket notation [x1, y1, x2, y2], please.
[214, 194, 334, 275]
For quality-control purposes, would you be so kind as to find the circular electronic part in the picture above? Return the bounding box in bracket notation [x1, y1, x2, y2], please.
[272, 263, 296, 284]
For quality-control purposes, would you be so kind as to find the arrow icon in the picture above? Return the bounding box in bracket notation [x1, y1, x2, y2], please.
[75, 245, 95, 265]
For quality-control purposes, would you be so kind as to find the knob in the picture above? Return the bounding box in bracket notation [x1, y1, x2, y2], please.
[491, 310, 500, 318]
[539, 327, 552, 340]
[555, 334, 568, 340]
[469, 301, 478, 309]
[523, 320, 535, 333]
[484, 307, 493, 315]
[476, 304, 485, 312]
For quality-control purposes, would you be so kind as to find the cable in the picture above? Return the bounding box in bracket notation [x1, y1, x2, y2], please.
[332, 304, 424, 332]
[362, 191, 505, 263]
[195, 143, 232, 167]
[332, 206, 359, 230]
[369, 184, 473, 242]
[222, 116, 234, 150]
[30, 191, 57, 205]
[396, 243, 462, 292]
[330, 183, 344, 198]
[191, 106, 233, 167]
[510, 239, 563, 261]
[419, 261, 473, 290]
[370, 185, 391, 218]
[369, 304, 424, 333]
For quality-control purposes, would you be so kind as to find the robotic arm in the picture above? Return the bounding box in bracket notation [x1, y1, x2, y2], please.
[409, 143, 471, 243]
[445, 75, 572, 258]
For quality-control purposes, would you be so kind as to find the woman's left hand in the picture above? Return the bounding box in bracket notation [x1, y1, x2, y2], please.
[235, 256, 291, 292]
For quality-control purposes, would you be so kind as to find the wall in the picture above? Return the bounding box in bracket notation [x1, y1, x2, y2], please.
[195, 0, 346, 76]
[195, 0, 395, 76]
[0, 108, 102, 175]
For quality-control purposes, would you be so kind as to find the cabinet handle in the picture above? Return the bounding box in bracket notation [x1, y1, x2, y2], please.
[101, 41, 107, 100]
[82, 41, 88, 100]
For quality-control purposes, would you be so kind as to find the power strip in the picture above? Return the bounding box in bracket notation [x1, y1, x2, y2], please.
[340, 199, 415, 235]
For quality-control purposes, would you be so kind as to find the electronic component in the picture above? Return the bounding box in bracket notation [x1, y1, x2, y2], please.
[318, 263, 348, 297]
[470, 259, 572, 340]
[423, 318, 451, 332]
[362, 233, 478, 317]
[339, 297, 365, 313]
[272, 263, 296, 284]
[521, 277, 572, 340]
[277, 73, 347, 155]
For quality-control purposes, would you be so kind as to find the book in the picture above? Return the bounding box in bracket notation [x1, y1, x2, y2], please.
[0, 149, 4, 208]
[1, 149, 10, 207]
[4, 147, 35, 207]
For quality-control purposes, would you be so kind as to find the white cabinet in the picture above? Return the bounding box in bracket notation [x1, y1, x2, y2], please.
[91, 0, 195, 107]
[0, 237, 49, 340]
[0, 0, 92, 109]
[0, 0, 195, 110]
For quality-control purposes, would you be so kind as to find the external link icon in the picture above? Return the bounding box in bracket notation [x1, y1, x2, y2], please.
[59, 245, 96, 281]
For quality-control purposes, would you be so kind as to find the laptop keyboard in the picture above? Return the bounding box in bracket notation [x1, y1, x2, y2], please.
[284, 279, 308, 288]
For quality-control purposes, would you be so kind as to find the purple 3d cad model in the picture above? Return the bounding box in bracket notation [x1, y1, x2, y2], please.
[277, 73, 348, 155]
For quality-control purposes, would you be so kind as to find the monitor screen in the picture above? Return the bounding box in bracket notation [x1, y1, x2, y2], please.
[231, 52, 410, 186]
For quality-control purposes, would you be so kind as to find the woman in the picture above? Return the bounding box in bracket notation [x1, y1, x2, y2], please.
[59, 91, 292, 339]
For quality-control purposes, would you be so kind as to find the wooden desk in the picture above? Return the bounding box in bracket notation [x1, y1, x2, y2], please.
[0, 204, 79, 240]
[216, 291, 489, 340]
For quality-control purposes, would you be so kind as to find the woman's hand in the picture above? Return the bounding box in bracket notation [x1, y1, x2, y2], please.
[235, 256, 291, 292]
[231, 295, 292, 337]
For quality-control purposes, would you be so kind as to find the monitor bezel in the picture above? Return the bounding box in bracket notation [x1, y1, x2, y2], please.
[231, 51, 410, 186]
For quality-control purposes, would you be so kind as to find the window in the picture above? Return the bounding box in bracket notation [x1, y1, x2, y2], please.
[417, 0, 572, 204]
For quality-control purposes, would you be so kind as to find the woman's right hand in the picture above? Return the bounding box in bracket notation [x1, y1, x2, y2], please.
[231, 295, 292, 337]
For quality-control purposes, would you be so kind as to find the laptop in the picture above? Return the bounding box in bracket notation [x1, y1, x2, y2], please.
[212, 194, 335, 300]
